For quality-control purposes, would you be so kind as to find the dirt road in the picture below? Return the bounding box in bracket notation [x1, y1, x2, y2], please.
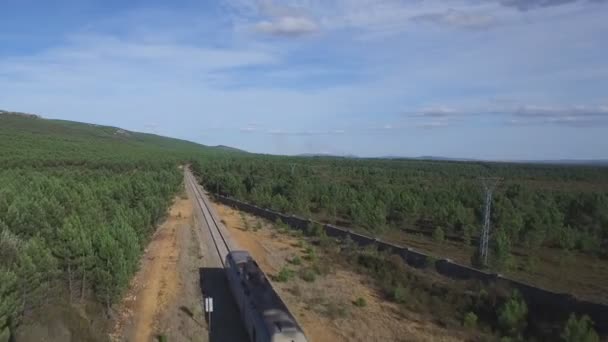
[111, 189, 208, 342]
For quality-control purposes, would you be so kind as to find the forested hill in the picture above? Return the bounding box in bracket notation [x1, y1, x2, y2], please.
[0, 110, 214, 166]
[0, 111, 216, 341]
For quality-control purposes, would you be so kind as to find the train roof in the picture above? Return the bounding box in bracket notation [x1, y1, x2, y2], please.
[227, 251, 307, 342]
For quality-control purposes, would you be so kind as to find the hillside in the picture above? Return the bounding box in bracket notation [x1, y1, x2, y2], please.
[0, 111, 217, 341]
[0, 111, 215, 165]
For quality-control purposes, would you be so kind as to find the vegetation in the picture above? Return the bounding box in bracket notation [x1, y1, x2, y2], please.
[260, 179, 605, 341]
[463, 311, 478, 329]
[191, 154, 608, 257]
[353, 297, 367, 307]
[498, 291, 528, 339]
[0, 112, 216, 339]
[561, 314, 600, 342]
[274, 267, 295, 282]
[190, 153, 608, 304]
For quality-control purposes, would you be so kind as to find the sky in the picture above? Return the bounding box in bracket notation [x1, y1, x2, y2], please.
[1, 0, 607, 159]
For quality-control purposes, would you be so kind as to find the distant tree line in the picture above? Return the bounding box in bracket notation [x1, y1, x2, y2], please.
[191, 155, 608, 257]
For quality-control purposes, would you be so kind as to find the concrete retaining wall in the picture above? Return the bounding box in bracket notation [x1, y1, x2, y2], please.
[215, 195, 608, 332]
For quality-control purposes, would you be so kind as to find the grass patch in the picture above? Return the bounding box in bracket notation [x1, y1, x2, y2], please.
[324, 302, 348, 320]
[299, 268, 316, 282]
[353, 297, 367, 307]
[273, 267, 295, 282]
[288, 256, 302, 265]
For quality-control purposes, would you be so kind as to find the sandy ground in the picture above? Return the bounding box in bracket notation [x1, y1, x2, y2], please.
[213, 202, 466, 342]
[111, 190, 207, 342]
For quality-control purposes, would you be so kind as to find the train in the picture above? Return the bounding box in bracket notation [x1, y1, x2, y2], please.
[225, 250, 308, 342]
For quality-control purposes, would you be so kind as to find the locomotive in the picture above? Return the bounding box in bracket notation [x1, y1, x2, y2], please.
[225, 250, 308, 342]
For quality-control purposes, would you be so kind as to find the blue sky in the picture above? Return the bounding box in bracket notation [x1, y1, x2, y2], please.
[1, 0, 607, 159]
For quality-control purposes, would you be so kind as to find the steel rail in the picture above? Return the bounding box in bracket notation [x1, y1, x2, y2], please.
[186, 171, 231, 266]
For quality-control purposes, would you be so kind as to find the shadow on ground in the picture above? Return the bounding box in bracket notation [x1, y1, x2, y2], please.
[199, 267, 249, 342]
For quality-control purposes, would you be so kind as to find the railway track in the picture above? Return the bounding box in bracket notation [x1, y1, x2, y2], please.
[185, 170, 235, 266]
[186, 169, 309, 342]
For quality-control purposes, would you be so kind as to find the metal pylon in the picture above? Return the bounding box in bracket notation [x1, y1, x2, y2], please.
[480, 177, 501, 266]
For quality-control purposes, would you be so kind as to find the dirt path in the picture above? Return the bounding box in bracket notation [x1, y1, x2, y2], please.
[213, 202, 466, 342]
[111, 190, 207, 342]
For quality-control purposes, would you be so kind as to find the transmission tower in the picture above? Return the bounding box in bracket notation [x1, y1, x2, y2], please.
[479, 177, 501, 266]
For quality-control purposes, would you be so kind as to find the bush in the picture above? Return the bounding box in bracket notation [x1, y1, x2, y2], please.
[274, 267, 294, 282]
[306, 222, 326, 238]
[561, 314, 599, 342]
[302, 247, 316, 261]
[463, 311, 478, 329]
[433, 226, 445, 243]
[393, 285, 409, 304]
[353, 297, 367, 307]
[289, 256, 302, 265]
[498, 291, 528, 338]
[254, 221, 262, 232]
[325, 302, 348, 319]
[493, 230, 513, 271]
[463, 225, 474, 246]
[424, 255, 438, 269]
[299, 268, 316, 282]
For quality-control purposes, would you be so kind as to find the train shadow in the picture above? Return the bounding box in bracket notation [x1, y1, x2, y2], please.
[199, 267, 249, 342]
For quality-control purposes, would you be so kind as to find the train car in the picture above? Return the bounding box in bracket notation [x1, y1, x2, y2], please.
[225, 250, 308, 342]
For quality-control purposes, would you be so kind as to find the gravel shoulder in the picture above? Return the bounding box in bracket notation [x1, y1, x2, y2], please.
[111, 188, 207, 342]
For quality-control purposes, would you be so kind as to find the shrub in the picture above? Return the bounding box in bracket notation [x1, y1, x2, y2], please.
[274, 218, 286, 231]
[433, 226, 445, 243]
[289, 256, 302, 265]
[274, 267, 294, 282]
[463, 311, 478, 329]
[254, 221, 262, 232]
[354, 297, 367, 307]
[393, 285, 409, 304]
[290, 284, 302, 297]
[306, 222, 326, 238]
[302, 247, 316, 261]
[312, 259, 331, 276]
[424, 255, 438, 269]
[325, 302, 348, 319]
[498, 291, 528, 338]
[578, 233, 601, 255]
[493, 230, 513, 271]
[463, 225, 474, 246]
[299, 268, 316, 282]
[561, 314, 599, 342]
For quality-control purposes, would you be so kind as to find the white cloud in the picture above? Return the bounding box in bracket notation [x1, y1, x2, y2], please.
[410, 106, 462, 118]
[412, 9, 496, 29]
[255, 16, 319, 36]
[499, 0, 605, 11]
[240, 126, 257, 132]
[403, 103, 608, 127]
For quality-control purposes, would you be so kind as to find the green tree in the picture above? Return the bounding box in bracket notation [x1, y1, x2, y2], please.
[463, 311, 478, 329]
[498, 291, 528, 339]
[493, 229, 513, 270]
[433, 226, 445, 243]
[0, 268, 17, 342]
[561, 314, 599, 342]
